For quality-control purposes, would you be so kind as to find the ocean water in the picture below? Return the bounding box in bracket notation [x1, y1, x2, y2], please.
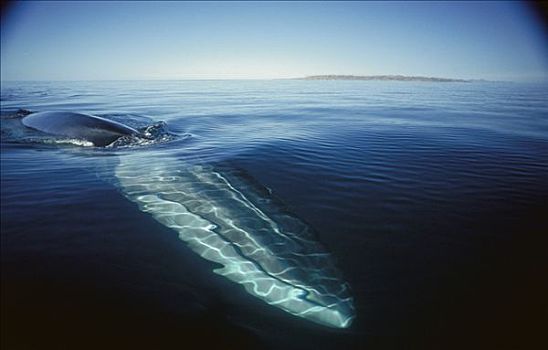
[1, 80, 547, 349]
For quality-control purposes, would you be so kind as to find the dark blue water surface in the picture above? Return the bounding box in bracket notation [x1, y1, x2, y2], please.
[1, 80, 547, 349]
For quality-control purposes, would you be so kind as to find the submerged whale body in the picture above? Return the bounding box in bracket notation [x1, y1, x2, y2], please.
[17, 110, 356, 328]
[115, 154, 355, 328]
[22, 111, 141, 146]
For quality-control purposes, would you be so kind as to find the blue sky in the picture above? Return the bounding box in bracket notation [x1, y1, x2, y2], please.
[1, 1, 546, 81]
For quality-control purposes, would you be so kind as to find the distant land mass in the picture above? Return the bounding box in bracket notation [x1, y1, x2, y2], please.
[298, 75, 473, 82]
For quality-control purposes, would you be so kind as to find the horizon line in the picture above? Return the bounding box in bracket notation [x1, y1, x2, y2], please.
[0, 75, 524, 83]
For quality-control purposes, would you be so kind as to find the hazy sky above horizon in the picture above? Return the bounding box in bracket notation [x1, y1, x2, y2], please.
[1, 1, 546, 81]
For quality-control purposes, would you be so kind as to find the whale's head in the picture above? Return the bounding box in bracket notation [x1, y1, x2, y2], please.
[281, 284, 356, 328]
[208, 233, 356, 328]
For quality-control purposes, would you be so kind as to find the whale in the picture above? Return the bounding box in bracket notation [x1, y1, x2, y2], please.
[114, 153, 356, 328]
[21, 111, 143, 146]
[18, 111, 356, 328]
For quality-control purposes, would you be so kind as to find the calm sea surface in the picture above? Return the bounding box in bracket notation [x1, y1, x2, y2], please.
[1, 80, 547, 349]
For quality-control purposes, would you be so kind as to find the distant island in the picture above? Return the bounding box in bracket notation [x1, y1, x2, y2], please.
[298, 75, 472, 82]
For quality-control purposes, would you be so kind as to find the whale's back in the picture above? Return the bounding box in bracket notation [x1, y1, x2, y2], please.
[22, 111, 140, 146]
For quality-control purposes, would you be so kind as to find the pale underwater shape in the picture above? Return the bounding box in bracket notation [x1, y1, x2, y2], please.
[114, 152, 355, 328]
